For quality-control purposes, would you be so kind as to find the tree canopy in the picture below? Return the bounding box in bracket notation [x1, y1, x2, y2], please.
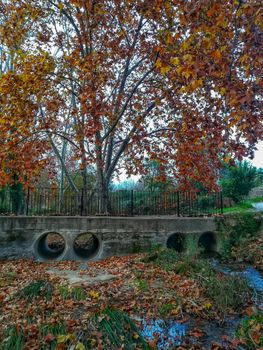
[0, 0, 262, 204]
[220, 160, 258, 203]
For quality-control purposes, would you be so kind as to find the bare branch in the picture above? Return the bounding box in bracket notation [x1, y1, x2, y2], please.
[102, 65, 156, 141]
[106, 102, 155, 180]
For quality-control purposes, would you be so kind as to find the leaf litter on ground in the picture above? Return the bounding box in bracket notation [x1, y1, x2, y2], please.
[0, 251, 260, 349]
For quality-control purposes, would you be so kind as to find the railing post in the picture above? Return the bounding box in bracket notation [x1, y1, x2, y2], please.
[131, 190, 134, 216]
[220, 192, 223, 214]
[177, 191, 180, 216]
[26, 187, 30, 216]
[80, 188, 84, 216]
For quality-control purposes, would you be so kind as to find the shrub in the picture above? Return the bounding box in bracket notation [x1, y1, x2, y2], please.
[216, 213, 262, 258]
[220, 161, 258, 203]
[174, 256, 213, 276]
[143, 247, 178, 271]
[201, 274, 252, 315]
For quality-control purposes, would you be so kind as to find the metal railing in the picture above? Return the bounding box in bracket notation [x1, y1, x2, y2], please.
[0, 187, 223, 217]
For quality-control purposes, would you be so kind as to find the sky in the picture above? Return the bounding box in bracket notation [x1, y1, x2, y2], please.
[115, 140, 263, 183]
[251, 141, 263, 168]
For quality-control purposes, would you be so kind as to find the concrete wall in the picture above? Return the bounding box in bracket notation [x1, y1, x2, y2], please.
[0, 215, 262, 261]
[0, 216, 218, 261]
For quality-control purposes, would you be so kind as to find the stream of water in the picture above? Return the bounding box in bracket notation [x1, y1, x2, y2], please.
[252, 202, 263, 212]
[211, 260, 263, 294]
[140, 262, 263, 349]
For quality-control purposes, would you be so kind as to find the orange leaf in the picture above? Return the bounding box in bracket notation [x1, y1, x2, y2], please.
[251, 330, 261, 344]
[211, 50, 222, 61]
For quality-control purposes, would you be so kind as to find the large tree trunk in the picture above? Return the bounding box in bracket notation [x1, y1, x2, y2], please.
[96, 167, 110, 215]
[58, 138, 68, 213]
[81, 159, 88, 215]
[98, 180, 109, 214]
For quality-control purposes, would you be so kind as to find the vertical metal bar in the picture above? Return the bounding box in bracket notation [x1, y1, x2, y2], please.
[97, 190, 100, 214]
[189, 192, 192, 216]
[108, 191, 110, 215]
[48, 188, 50, 215]
[213, 192, 215, 215]
[87, 190, 89, 215]
[131, 190, 134, 216]
[34, 189, 36, 215]
[31, 189, 33, 215]
[70, 191, 72, 215]
[40, 188, 43, 215]
[57, 190, 60, 215]
[193, 192, 196, 216]
[122, 191, 124, 216]
[122, 190, 124, 216]
[37, 188, 40, 215]
[220, 191, 223, 214]
[189, 192, 191, 216]
[118, 191, 120, 215]
[80, 188, 84, 216]
[118, 190, 122, 215]
[190, 192, 193, 216]
[177, 191, 180, 217]
[144, 190, 146, 215]
[208, 192, 210, 216]
[43, 188, 46, 215]
[155, 192, 157, 215]
[26, 187, 30, 216]
[199, 192, 201, 216]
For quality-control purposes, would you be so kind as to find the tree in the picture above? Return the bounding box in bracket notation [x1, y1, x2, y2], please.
[220, 161, 258, 203]
[256, 168, 263, 186]
[113, 180, 142, 191]
[0, 0, 262, 212]
[0, 2, 60, 187]
[141, 159, 174, 191]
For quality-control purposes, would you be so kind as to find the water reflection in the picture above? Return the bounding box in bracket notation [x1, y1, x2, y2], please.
[242, 266, 263, 293]
[141, 318, 187, 349]
[139, 263, 263, 348]
[211, 260, 263, 293]
[252, 202, 263, 212]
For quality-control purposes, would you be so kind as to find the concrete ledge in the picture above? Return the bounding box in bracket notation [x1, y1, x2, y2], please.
[0, 215, 261, 261]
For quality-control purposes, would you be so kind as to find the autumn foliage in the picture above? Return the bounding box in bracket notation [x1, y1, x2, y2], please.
[0, 0, 262, 193]
[0, 252, 256, 349]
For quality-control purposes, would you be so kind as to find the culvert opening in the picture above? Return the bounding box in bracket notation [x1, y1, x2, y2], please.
[198, 232, 217, 254]
[167, 233, 185, 253]
[73, 233, 99, 259]
[37, 232, 65, 259]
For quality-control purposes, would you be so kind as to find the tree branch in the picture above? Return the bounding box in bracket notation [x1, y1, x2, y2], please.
[102, 65, 155, 141]
[105, 102, 155, 181]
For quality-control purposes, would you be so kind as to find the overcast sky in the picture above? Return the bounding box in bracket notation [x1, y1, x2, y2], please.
[115, 140, 263, 183]
[251, 141, 263, 168]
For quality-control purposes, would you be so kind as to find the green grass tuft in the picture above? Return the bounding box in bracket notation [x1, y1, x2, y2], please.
[94, 309, 149, 350]
[143, 247, 179, 271]
[0, 326, 25, 350]
[59, 285, 86, 300]
[17, 280, 53, 301]
[200, 273, 252, 315]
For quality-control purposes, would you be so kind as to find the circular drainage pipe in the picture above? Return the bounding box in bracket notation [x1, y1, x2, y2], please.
[35, 232, 66, 260]
[167, 233, 185, 253]
[73, 233, 100, 259]
[198, 232, 217, 253]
